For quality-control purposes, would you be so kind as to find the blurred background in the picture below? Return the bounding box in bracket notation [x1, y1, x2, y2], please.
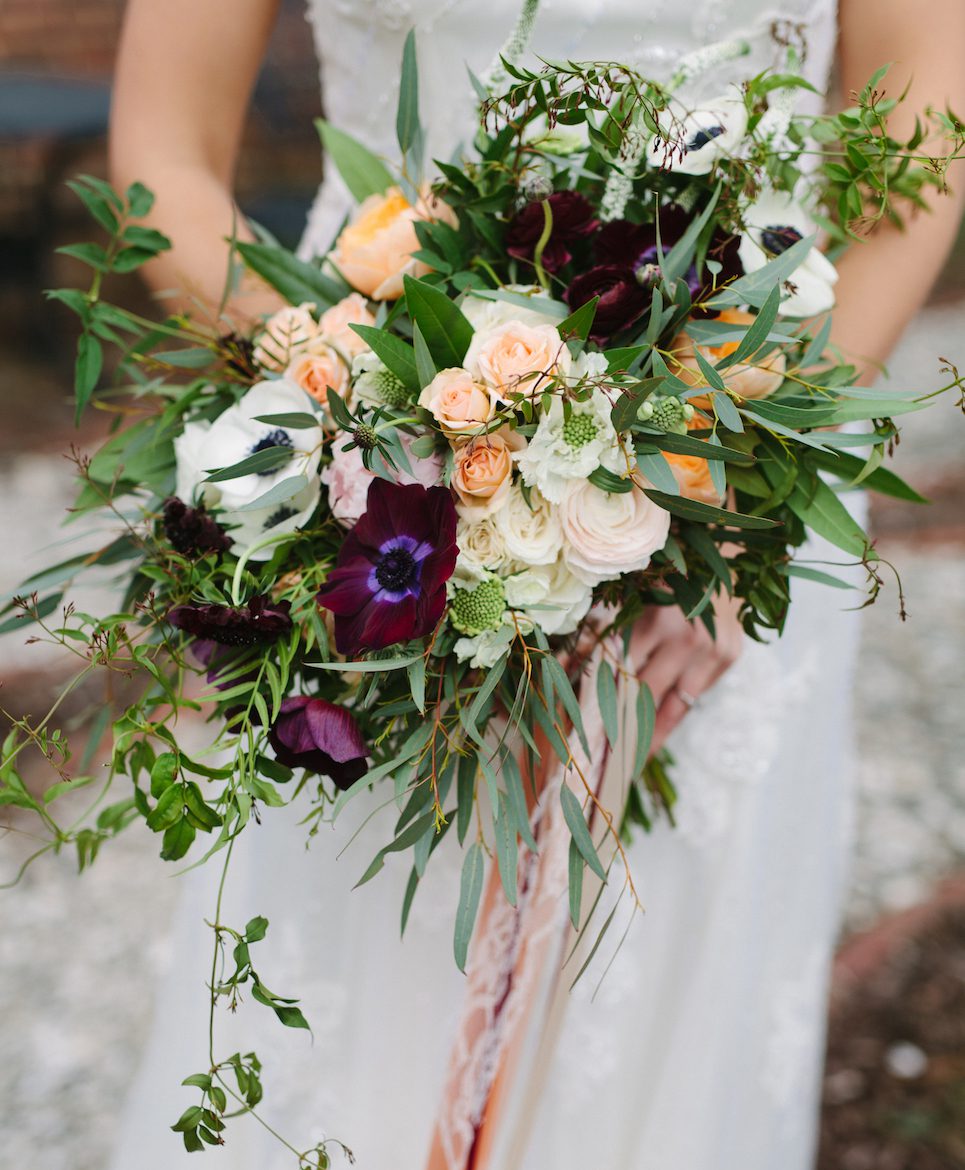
[0, 3, 963, 1168]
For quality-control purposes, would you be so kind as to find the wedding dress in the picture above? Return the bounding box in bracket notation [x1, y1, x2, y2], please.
[110, 2, 863, 1167]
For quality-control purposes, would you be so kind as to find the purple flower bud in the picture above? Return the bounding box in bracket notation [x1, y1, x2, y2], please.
[268, 697, 369, 790]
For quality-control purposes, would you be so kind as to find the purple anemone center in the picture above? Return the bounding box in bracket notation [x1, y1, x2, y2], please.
[369, 535, 431, 601]
[250, 428, 294, 474]
[686, 124, 726, 153]
[760, 225, 804, 256]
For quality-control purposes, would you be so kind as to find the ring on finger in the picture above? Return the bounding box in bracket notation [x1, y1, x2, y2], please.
[674, 685, 699, 709]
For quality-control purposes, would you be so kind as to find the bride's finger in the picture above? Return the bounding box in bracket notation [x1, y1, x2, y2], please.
[650, 659, 718, 753]
[634, 640, 693, 710]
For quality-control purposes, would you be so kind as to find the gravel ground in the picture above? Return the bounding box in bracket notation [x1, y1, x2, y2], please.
[1, 302, 963, 1169]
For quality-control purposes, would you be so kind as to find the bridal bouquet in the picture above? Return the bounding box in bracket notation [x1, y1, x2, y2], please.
[3, 15, 963, 1161]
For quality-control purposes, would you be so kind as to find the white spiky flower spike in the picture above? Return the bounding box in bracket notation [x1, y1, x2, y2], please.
[484, 0, 541, 92]
[667, 37, 752, 90]
[757, 48, 802, 147]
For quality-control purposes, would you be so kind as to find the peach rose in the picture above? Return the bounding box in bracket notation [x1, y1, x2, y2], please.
[253, 303, 320, 371]
[669, 308, 786, 406]
[465, 321, 568, 399]
[663, 414, 725, 506]
[419, 367, 495, 435]
[330, 187, 453, 301]
[560, 479, 671, 586]
[285, 343, 351, 410]
[451, 429, 525, 518]
[319, 293, 376, 358]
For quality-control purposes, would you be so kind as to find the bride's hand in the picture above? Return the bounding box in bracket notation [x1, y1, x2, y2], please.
[630, 590, 744, 754]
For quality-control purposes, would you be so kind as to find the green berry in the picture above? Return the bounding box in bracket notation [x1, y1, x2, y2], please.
[449, 577, 506, 636]
[561, 411, 599, 450]
[373, 369, 410, 408]
[648, 395, 693, 434]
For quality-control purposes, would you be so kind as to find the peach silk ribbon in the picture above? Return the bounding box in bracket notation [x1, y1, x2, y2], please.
[425, 643, 639, 1169]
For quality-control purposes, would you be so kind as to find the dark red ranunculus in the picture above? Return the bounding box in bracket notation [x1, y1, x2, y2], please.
[167, 596, 293, 647]
[316, 479, 458, 657]
[506, 191, 599, 273]
[162, 497, 233, 556]
[564, 264, 651, 342]
[268, 696, 369, 789]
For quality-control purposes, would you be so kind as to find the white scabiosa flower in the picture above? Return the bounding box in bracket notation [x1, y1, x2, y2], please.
[646, 95, 749, 176]
[174, 380, 323, 559]
[505, 557, 593, 636]
[516, 389, 626, 504]
[492, 482, 562, 567]
[738, 189, 838, 317]
[453, 624, 517, 669]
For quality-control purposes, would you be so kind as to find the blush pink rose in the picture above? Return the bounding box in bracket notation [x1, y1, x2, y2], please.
[419, 367, 495, 435]
[560, 479, 671, 585]
[465, 320, 568, 399]
[319, 293, 376, 358]
[285, 344, 351, 410]
[322, 435, 445, 526]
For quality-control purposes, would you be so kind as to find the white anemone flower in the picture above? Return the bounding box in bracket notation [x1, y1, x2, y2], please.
[646, 95, 749, 176]
[174, 379, 323, 559]
[738, 189, 839, 317]
[515, 388, 625, 504]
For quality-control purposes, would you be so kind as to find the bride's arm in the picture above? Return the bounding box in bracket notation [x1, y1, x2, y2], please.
[831, 0, 965, 381]
[110, 0, 285, 323]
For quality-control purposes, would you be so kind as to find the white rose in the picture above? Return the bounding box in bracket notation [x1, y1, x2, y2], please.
[493, 482, 561, 566]
[560, 480, 670, 585]
[456, 516, 510, 572]
[460, 285, 561, 334]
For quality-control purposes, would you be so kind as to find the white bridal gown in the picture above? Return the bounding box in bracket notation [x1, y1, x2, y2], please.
[111, 1, 863, 1168]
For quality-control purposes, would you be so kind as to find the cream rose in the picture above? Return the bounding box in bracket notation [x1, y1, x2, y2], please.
[451, 429, 524, 518]
[319, 293, 376, 358]
[456, 516, 510, 571]
[669, 308, 786, 404]
[461, 286, 560, 333]
[465, 320, 569, 399]
[419, 368, 496, 435]
[560, 480, 671, 585]
[493, 482, 561, 566]
[253, 303, 320, 371]
[285, 344, 351, 411]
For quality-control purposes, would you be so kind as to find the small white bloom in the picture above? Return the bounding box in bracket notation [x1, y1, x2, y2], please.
[174, 380, 323, 559]
[646, 95, 749, 176]
[453, 623, 516, 669]
[507, 556, 593, 636]
[515, 388, 626, 504]
[492, 482, 561, 566]
[738, 188, 838, 317]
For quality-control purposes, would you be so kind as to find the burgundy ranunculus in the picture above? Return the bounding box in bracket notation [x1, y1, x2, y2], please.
[162, 497, 232, 556]
[564, 264, 651, 342]
[167, 596, 293, 646]
[316, 479, 457, 657]
[506, 191, 599, 273]
[268, 696, 369, 789]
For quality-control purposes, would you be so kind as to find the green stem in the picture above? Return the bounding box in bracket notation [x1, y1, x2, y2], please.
[532, 199, 554, 292]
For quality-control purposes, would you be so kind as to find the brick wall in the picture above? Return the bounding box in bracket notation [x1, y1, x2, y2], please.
[0, 0, 123, 75]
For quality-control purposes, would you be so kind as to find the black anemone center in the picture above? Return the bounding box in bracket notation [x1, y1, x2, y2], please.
[760, 225, 803, 256]
[264, 505, 298, 529]
[250, 428, 294, 474]
[375, 548, 418, 592]
[686, 124, 725, 152]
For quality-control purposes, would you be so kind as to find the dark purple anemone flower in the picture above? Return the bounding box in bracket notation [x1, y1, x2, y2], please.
[167, 596, 293, 647]
[162, 497, 233, 557]
[268, 696, 369, 790]
[317, 479, 457, 657]
[566, 208, 743, 342]
[506, 191, 599, 274]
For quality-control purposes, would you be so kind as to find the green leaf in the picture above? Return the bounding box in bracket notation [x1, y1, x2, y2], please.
[126, 181, 154, 218]
[412, 320, 438, 388]
[57, 242, 109, 272]
[235, 474, 309, 513]
[146, 783, 184, 831]
[454, 841, 485, 971]
[307, 650, 424, 673]
[150, 753, 178, 798]
[784, 564, 857, 590]
[316, 119, 395, 203]
[236, 241, 343, 309]
[396, 30, 421, 155]
[587, 465, 634, 494]
[558, 296, 599, 341]
[633, 684, 656, 778]
[560, 784, 606, 881]
[596, 660, 619, 748]
[494, 793, 519, 906]
[787, 479, 869, 558]
[252, 412, 321, 430]
[204, 445, 293, 483]
[354, 810, 437, 887]
[714, 285, 781, 370]
[639, 431, 751, 463]
[74, 333, 103, 421]
[710, 390, 744, 433]
[643, 490, 779, 529]
[245, 915, 269, 942]
[65, 179, 118, 232]
[350, 324, 420, 392]
[403, 275, 474, 369]
[567, 837, 584, 929]
[661, 185, 721, 283]
[160, 816, 196, 861]
[634, 450, 680, 495]
[708, 235, 816, 310]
